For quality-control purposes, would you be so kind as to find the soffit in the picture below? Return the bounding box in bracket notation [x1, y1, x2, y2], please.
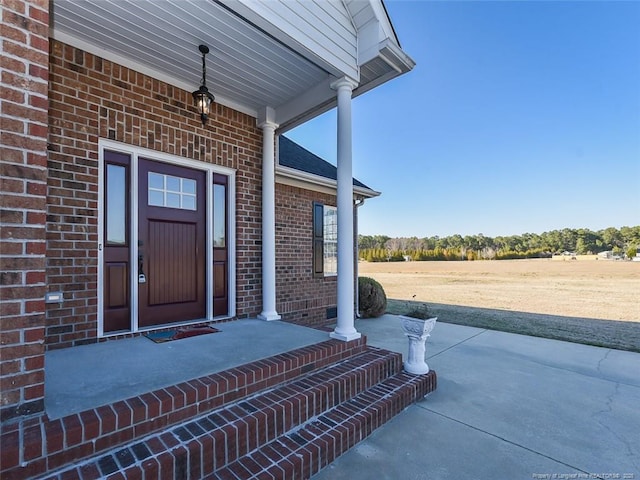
[50, 0, 413, 130]
[51, 0, 329, 119]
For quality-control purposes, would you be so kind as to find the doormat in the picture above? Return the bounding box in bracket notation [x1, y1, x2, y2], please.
[144, 326, 220, 343]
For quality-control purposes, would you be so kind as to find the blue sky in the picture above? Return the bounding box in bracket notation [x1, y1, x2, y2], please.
[286, 0, 640, 238]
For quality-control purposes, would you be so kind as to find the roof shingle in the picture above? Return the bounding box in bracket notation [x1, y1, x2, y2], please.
[278, 136, 371, 190]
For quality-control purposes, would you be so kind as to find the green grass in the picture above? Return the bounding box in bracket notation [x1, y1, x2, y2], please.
[386, 299, 640, 353]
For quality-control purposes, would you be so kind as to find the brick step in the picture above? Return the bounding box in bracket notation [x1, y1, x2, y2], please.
[38, 347, 434, 479]
[212, 370, 437, 480]
[1, 338, 367, 480]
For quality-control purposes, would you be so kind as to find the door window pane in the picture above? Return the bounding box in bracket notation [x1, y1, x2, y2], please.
[213, 183, 226, 247]
[166, 192, 180, 208]
[166, 176, 180, 192]
[106, 164, 127, 245]
[148, 190, 164, 207]
[182, 195, 196, 211]
[148, 172, 197, 210]
[182, 179, 196, 194]
[148, 172, 164, 189]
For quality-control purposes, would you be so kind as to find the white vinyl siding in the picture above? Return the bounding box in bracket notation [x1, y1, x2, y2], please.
[229, 0, 358, 80]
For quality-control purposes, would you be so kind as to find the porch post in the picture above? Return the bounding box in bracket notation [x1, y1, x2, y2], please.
[330, 77, 361, 342]
[258, 112, 281, 321]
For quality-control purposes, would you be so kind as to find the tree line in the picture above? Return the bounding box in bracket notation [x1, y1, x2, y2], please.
[359, 226, 640, 262]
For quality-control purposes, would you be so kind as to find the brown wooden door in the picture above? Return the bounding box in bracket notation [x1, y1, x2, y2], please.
[138, 159, 206, 327]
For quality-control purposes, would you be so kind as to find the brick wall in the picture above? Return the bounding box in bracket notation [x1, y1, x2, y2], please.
[274, 184, 337, 328]
[0, 0, 50, 422]
[46, 41, 264, 349]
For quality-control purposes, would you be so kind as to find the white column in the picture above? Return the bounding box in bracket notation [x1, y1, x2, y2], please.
[258, 118, 281, 321]
[330, 77, 360, 341]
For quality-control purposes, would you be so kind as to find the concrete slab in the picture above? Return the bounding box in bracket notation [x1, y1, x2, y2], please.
[45, 319, 328, 420]
[313, 316, 640, 479]
[314, 406, 578, 480]
[357, 315, 486, 358]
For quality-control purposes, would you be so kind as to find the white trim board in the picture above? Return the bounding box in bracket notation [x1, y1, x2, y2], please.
[97, 139, 237, 337]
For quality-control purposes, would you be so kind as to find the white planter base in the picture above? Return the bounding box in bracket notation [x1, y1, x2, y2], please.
[400, 316, 437, 375]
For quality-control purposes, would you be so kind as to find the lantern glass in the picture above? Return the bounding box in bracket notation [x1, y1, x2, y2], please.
[192, 45, 215, 126]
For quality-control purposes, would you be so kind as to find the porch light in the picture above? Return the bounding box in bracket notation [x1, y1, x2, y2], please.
[192, 44, 215, 126]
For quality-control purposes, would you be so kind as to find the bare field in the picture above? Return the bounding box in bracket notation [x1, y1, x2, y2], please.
[359, 259, 640, 352]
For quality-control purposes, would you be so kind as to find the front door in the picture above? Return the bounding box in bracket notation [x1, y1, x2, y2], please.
[137, 158, 206, 327]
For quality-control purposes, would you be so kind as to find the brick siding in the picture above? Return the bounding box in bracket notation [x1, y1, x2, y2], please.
[45, 41, 264, 349]
[0, 0, 50, 422]
[2, 27, 341, 422]
[275, 184, 337, 328]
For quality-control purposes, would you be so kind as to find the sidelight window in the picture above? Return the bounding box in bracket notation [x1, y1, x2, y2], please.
[106, 164, 128, 245]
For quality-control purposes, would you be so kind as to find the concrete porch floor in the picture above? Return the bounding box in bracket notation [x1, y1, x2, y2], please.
[44, 319, 329, 420]
[314, 315, 640, 479]
[44, 314, 640, 478]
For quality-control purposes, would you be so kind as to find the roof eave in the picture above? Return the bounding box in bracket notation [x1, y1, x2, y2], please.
[275, 165, 380, 200]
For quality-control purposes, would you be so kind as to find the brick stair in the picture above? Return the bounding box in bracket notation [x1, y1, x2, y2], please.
[1, 338, 436, 479]
[211, 371, 435, 480]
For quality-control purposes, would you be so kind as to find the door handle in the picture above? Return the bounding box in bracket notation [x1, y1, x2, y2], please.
[138, 252, 146, 284]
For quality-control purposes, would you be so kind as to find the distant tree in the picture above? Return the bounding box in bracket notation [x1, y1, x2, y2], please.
[448, 234, 464, 249]
[626, 245, 638, 259]
[480, 247, 496, 260]
[358, 235, 390, 250]
[620, 226, 640, 246]
[560, 228, 579, 252]
[359, 226, 638, 262]
[602, 227, 623, 250]
[576, 229, 598, 254]
[575, 238, 588, 255]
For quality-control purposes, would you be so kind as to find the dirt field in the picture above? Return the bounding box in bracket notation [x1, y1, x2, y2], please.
[358, 259, 640, 352]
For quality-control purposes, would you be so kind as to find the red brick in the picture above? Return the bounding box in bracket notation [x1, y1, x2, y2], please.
[77, 409, 100, 441]
[24, 382, 44, 400]
[44, 419, 65, 454]
[22, 422, 44, 461]
[47, 442, 93, 470]
[29, 5, 49, 25]
[126, 397, 146, 425]
[94, 427, 134, 452]
[121, 465, 143, 480]
[95, 405, 116, 434]
[0, 429, 20, 470]
[29, 34, 48, 53]
[62, 414, 83, 447]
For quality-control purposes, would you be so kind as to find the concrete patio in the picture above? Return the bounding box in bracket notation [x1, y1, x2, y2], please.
[44, 319, 328, 420]
[43, 315, 640, 479]
[313, 315, 640, 479]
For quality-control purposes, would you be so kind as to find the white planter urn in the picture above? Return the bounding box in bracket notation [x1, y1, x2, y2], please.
[400, 316, 437, 375]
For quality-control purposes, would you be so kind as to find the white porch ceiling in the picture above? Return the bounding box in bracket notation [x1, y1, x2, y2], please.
[51, 0, 413, 131]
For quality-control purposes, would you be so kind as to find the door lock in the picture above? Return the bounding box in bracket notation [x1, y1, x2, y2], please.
[138, 251, 146, 284]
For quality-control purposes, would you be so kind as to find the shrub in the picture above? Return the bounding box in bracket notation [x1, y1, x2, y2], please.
[404, 302, 432, 319]
[358, 277, 387, 318]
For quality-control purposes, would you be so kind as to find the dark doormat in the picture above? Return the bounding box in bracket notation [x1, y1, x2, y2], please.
[144, 325, 220, 343]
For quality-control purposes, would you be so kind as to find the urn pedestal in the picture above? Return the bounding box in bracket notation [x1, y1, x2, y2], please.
[400, 316, 437, 375]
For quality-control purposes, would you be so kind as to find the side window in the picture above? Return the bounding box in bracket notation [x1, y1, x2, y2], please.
[313, 202, 337, 277]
